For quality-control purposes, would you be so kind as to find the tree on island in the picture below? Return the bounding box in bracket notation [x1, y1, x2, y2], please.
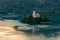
[20, 11, 52, 33]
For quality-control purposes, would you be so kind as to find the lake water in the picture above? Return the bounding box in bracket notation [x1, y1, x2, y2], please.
[0, 14, 60, 40]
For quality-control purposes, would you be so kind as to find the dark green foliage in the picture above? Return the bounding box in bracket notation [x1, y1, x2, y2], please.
[20, 14, 52, 25]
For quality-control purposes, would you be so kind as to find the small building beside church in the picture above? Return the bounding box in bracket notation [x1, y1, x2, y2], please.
[32, 11, 40, 18]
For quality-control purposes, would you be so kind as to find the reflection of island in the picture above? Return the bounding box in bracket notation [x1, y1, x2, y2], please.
[20, 11, 52, 25]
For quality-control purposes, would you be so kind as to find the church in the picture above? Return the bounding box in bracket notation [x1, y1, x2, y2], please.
[32, 11, 40, 18]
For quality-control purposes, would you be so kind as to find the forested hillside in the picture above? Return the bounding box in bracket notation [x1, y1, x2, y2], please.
[0, 0, 60, 14]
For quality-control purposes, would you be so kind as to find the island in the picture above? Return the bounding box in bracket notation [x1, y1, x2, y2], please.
[20, 11, 52, 25]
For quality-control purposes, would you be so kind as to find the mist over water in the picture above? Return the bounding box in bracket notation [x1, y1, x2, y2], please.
[0, 20, 60, 40]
